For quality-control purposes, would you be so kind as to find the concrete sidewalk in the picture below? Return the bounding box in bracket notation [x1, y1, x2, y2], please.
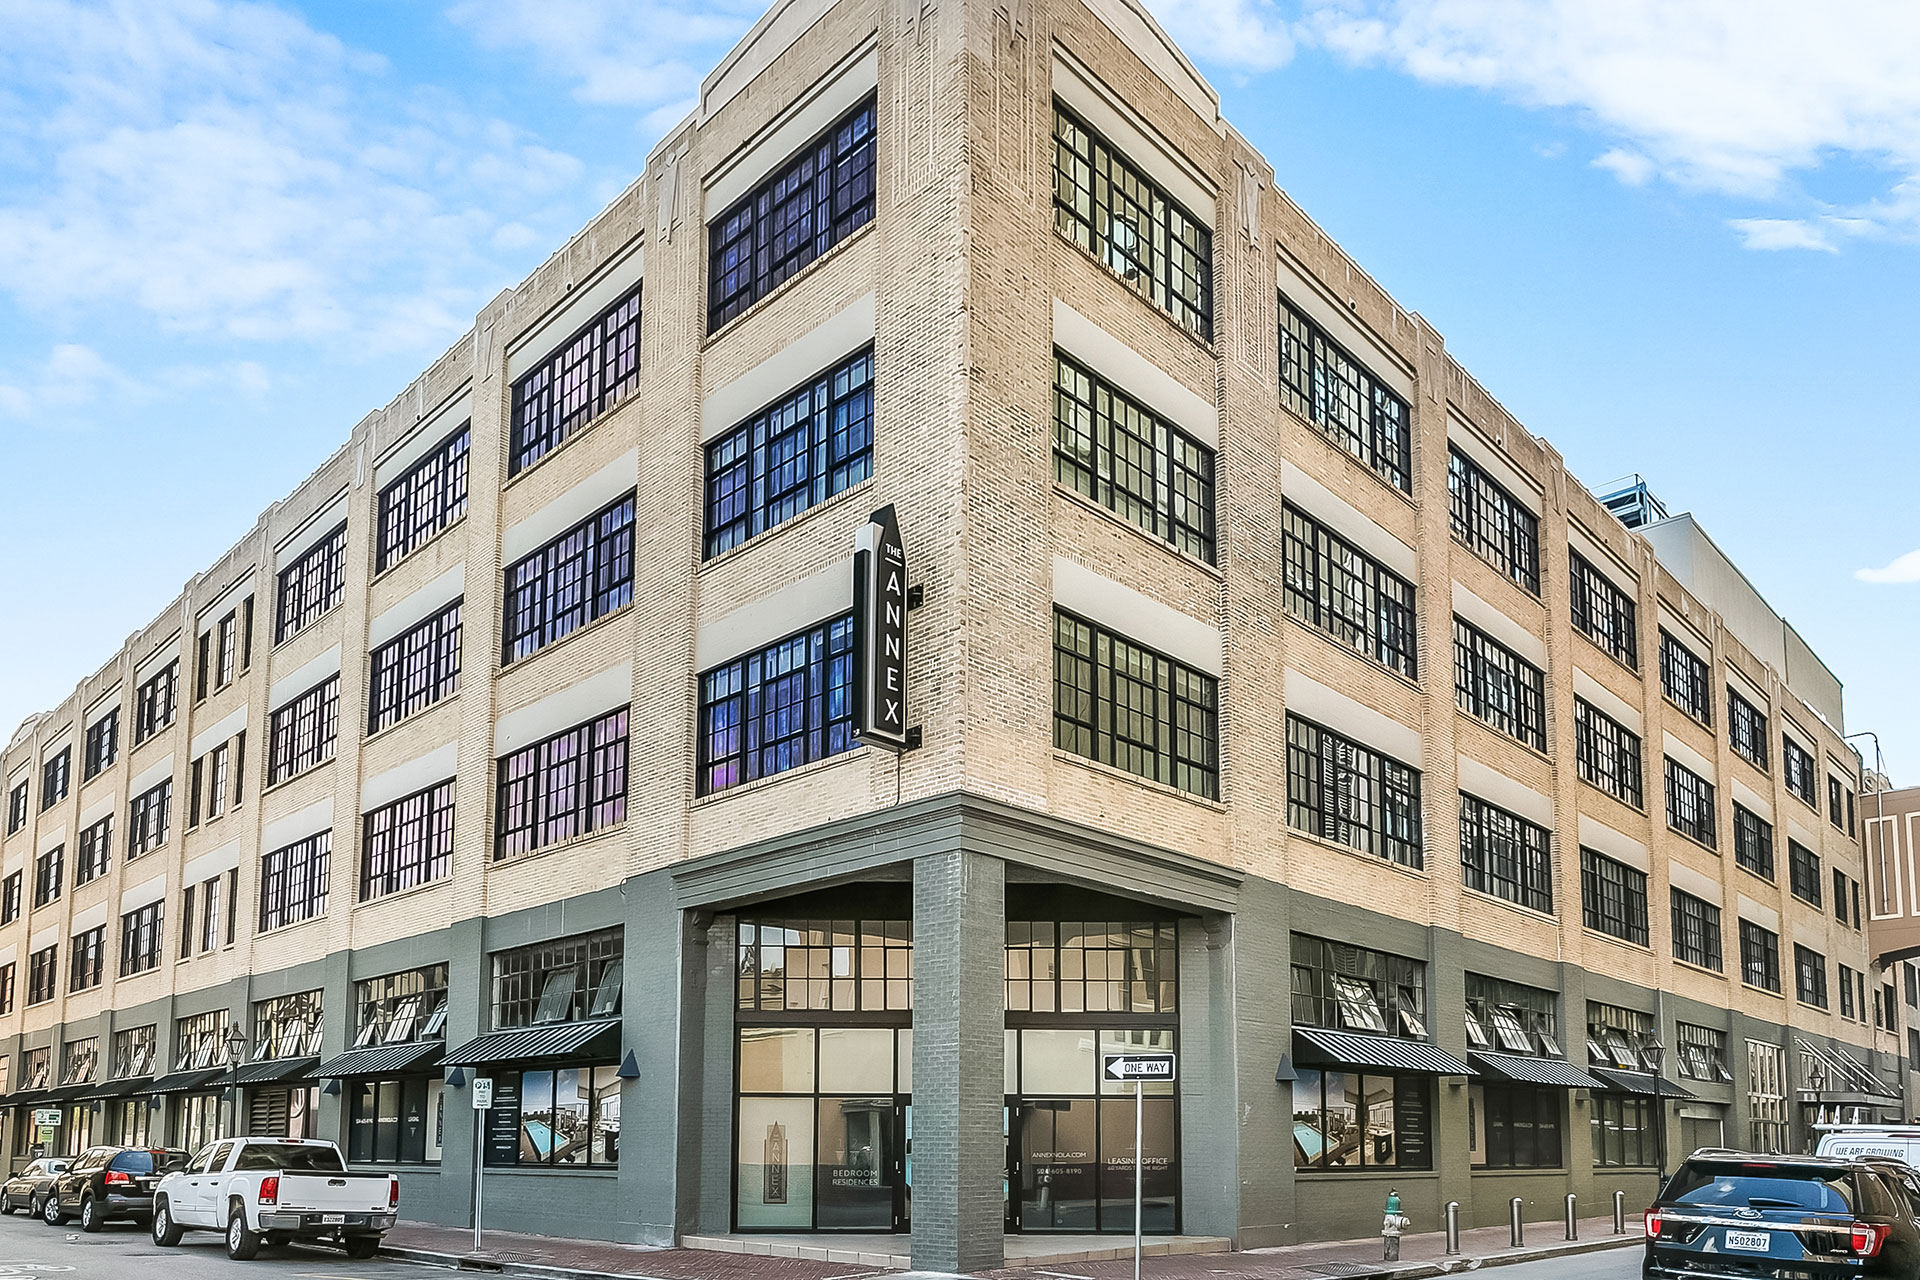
[379, 1215, 1640, 1280]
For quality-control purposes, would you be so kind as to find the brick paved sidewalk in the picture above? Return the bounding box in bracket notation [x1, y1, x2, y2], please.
[381, 1223, 886, 1280]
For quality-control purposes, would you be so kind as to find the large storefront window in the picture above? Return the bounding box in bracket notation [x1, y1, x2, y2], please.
[108, 1098, 153, 1147]
[1469, 1083, 1563, 1169]
[1005, 921, 1176, 1015]
[173, 1091, 222, 1153]
[1292, 1070, 1431, 1170]
[1748, 1041, 1789, 1152]
[738, 919, 912, 1012]
[350, 1078, 447, 1165]
[1591, 1094, 1655, 1167]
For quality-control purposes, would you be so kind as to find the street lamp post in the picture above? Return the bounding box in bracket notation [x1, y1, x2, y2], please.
[223, 1026, 248, 1139]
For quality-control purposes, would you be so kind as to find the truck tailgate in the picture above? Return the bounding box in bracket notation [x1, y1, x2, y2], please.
[275, 1172, 393, 1214]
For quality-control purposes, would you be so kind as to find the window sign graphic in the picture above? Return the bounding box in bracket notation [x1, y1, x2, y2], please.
[765, 1121, 788, 1204]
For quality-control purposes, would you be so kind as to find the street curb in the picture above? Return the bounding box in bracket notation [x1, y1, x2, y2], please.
[377, 1236, 1639, 1280]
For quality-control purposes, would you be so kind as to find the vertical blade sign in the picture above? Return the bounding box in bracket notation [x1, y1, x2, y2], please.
[854, 504, 910, 749]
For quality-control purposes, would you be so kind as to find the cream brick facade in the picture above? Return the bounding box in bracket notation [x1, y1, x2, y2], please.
[0, 0, 1897, 1264]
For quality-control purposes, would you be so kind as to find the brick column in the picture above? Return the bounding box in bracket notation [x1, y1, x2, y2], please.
[911, 848, 1005, 1272]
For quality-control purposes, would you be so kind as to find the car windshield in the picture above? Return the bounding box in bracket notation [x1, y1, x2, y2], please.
[1669, 1163, 1856, 1213]
[232, 1143, 344, 1173]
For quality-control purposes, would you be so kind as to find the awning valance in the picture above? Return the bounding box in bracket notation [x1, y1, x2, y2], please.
[1292, 1028, 1476, 1077]
[149, 1068, 225, 1095]
[1591, 1066, 1693, 1098]
[83, 1076, 153, 1100]
[441, 1019, 620, 1067]
[226, 1056, 318, 1086]
[312, 1042, 444, 1079]
[1469, 1051, 1607, 1089]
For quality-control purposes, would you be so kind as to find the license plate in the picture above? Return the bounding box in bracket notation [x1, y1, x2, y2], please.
[321, 1214, 345, 1225]
[1725, 1230, 1770, 1251]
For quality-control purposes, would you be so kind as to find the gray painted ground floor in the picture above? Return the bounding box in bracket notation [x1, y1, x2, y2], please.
[0, 792, 1905, 1271]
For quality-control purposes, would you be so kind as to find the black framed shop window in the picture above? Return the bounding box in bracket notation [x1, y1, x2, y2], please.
[490, 927, 623, 1030]
[1293, 1070, 1432, 1171]
[738, 919, 912, 1013]
[1282, 503, 1417, 678]
[1674, 1023, 1733, 1083]
[1579, 848, 1648, 946]
[353, 964, 449, 1047]
[1464, 974, 1559, 1057]
[510, 288, 642, 476]
[1459, 793, 1552, 914]
[1471, 1083, 1562, 1169]
[348, 1077, 445, 1165]
[1054, 352, 1215, 563]
[1054, 611, 1218, 799]
[1277, 296, 1410, 492]
[1448, 447, 1539, 594]
[1286, 714, 1422, 867]
[1005, 920, 1177, 1015]
[1289, 934, 1426, 1038]
[1591, 1094, 1655, 1167]
[1569, 551, 1637, 668]
[1453, 618, 1546, 750]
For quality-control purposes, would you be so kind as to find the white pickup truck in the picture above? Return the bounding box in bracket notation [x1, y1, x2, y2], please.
[150, 1136, 399, 1260]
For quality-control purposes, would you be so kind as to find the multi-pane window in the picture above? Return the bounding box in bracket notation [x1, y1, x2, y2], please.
[0, 963, 12, 1015]
[1053, 102, 1212, 341]
[1053, 611, 1220, 799]
[1658, 631, 1713, 725]
[119, 901, 164, 976]
[1281, 504, 1417, 678]
[127, 779, 170, 857]
[1728, 687, 1768, 770]
[1276, 296, 1411, 492]
[267, 675, 339, 784]
[349, 1076, 447, 1166]
[68, 925, 105, 991]
[134, 661, 179, 744]
[27, 944, 57, 1005]
[1580, 848, 1648, 945]
[1830, 776, 1853, 833]
[1674, 1023, 1732, 1083]
[1464, 974, 1560, 1057]
[1286, 714, 1423, 868]
[0, 872, 19, 925]
[5, 780, 25, 834]
[1739, 919, 1781, 992]
[259, 832, 330, 932]
[1793, 944, 1828, 1008]
[495, 708, 629, 859]
[173, 1009, 229, 1071]
[41, 747, 70, 809]
[361, 779, 455, 900]
[490, 927, 623, 1029]
[1053, 352, 1215, 562]
[33, 844, 63, 907]
[1732, 804, 1774, 879]
[179, 870, 237, 958]
[1460, 793, 1553, 914]
[207, 739, 233, 818]
[1748, 1040, 1788, 1151]
[1569, 552, 1637, 668]
[700, 617, 854, 796]
[76, 815, 112, 885]
[1591, 1093, 1656, 1168]
[354, 965, 449, 1046]
[1783, 735, 1817, 806]
[709, 95, 875, 331]
[1670, 889, 1722, 971]
[1289, 934, 1426, 1038]
[502, 493, 635, 663]
[83, 709, 118, 779]
[1840, 963, 1858, 1019]
[1295, 1069, 1433, 1171]
[60, 1037, 98, 1087]
[1574, 699, 1643, 806]
[1453, 619, 1546, 750]
[1788, 840, 1822, 907]
[510, 287, 643, 475]
[1005, 920, 1176, 1015]
[275, 523, 347, 643]
[253, 991, 324, 1059]
[705, 349, 875, 558]
[113, 1024, 158, 1078]
[1586, 1003, 1661, 1074]
[1447, 448, 1540, 594]
[741, 918, 913, 1013]
[367, 600, 462, 733]
[1664, 757, 1716, 848]
[1471, 1083, 1563, 1169]
[377, 423, 471, 569]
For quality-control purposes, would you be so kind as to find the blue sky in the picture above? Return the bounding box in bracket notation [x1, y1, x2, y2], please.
[1, 0, 1916, 779]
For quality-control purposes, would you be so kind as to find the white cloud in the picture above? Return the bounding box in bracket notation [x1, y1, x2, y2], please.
[1857, 550, 1920, 584]
[1147, 0, 1296, 73]
[0, 344, 140, 422]
[1729, 218, 1839, 253]
[1301, 0, 1920, 245]
[0, 0, 584, 347]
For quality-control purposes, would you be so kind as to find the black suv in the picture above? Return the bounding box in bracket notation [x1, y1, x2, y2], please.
[1645, 1150, 1920, 1278]
[41, 1146, 189, 1232]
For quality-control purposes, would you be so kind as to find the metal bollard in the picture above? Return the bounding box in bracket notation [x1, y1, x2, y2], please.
[1565, 1193, 1578, 1241]
[1445, 1201, 1461, 1255]
[1510, 1196, 1524, 1247]
[1614, 1189, 1626, 1235]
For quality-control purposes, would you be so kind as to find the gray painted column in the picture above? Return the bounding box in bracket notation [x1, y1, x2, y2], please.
[618, 870, 682, 1247]
[1230, 879, 1294, 1247]
[910, 848, 1004, 1272]
[690, 914, 737, 1235]
[1179, 913, 1238, 1241]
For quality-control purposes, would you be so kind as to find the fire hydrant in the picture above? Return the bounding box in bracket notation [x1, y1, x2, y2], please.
[1382, 1189, 1410, 1262]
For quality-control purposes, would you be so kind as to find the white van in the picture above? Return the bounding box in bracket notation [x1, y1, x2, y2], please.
[1813, 1124, 1920, 1165]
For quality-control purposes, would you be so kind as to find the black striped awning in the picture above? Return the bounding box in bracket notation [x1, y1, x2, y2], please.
[82, 1076, 153, 1100]
[1293, 1028, 1477, 1076]
[441, 1019, 620, 1067]
[226, 1056, 319, 1086]
[1469, 1051, 1607, 1089]
[149, 1068, 226, 1094]
[312, 1042, 444, 1079]
[1590, 1067, 1694, 1098]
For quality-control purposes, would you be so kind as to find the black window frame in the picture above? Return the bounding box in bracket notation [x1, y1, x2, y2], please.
[1472, 1082, 1563, 1169]
[267, 675, 340, 785]
[0, 872, 20, 926]
[377, 423, 471, 571]
[1288, 933, 1427, 1039]
[126, 779, 171, 858]
[361, 778, 455, 901]
[5, 781, 26, 835]
[490, 927, 623, 1030]
[1739, 919, 1781, 993]
[704, 347, 875, 559]
[119, 901, 164, 977]
[1732, 803, 1774, 880]
[367, 599, 462, 734]
[708, 96, 875, 332]
[1053, 350, 1216, 563]
[699, 615, 855, 797]
[1276, 294, 1411, 492]
[1658, 630, 1713, 726]
[133, 662, 178, 745]
[1669, 889, 1723, 971]
[40, 748, 70, 810]
[26, 945, 58, 1006]
[75, 814, 112, 886]
[1447, 447, 1540, 595]
[1281, 502, 1417, 679]
[259, 831, 331, 933]
[1580, 847, 1649, 946]
[1453, 617, 1546, 750]
[1783, 735, 1817, 806]
[1574, 698, 1643, 807]
[1590, 1092, 1657, 1169]
[83, 709, 119, 780]
[1788, 839, 1822, 907]
[494, 707, 629, 861]
[1459, 793, 1553, 914]
[501, 492, 635, 664]
[1052, 100, 1213, 341]
[1728, 686, 1768, 770]
[274, 523, 347, 645]
[1053, 610, 1220, 800]
[1568, 551, 1637, 669]
[1292, 1068, 1434, 1171]
[1793, 944, 1828, 1009]
[1664, 756, 1717, 849]
[68, 926, 104, 993]
[33, 844, 63, 908]
[1285, 713, 1423, 869]
[509, 287, 643, 476]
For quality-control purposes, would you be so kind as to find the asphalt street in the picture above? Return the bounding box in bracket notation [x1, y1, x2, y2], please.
[0, 1211, 437, 1279]
[1468, 1247, 1639, 1280]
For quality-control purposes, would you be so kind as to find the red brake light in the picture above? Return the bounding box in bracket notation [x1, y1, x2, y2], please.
[1644, 1210, 1662, 1238]
[389, 1175, 399, 1208]
[103, 1170, 131, 1187]
[258, 1176, 278, 1205]
[1852, 1222, 1890, 1257]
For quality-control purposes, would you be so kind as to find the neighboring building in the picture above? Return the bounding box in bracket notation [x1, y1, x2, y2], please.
[0, 0, 1894, 1266]
[1863, 780, 1920, 1115]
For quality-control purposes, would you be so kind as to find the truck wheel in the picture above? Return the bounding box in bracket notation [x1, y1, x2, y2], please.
[343, 1235, 381, 1260]
[41, 1192, 66, 1225]
[79, 1194, 103, 1233]
[151, 1198, 183, 1246]
[226, 1204, 262, 1260]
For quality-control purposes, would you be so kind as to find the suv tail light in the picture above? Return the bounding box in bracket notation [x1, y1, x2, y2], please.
[103, 1170, 132, 1187]
[1644, 1210, 1662, 1238]
[1851, 1223, 1890, 1257]
[258, 1176, 278, 1206]
[388, 1175, 399, 1208]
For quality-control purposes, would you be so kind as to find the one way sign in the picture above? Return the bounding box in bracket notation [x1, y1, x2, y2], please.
[1102, 1052, 1176, 1082]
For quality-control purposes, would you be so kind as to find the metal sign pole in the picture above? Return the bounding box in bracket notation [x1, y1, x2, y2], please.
[473, 1113, 483, 1253]
[1134, 1078, 1143, 1280]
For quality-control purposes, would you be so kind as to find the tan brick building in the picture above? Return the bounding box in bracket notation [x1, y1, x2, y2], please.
[0, 0, 1898, 1265]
